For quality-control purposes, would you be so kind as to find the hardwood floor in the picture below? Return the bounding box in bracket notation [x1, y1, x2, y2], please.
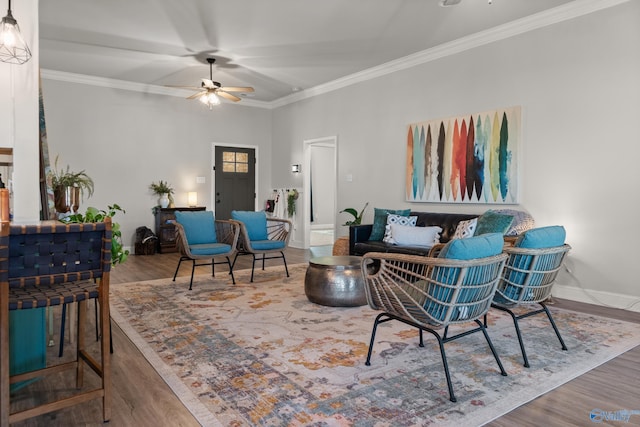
[8, 248, 640, 426]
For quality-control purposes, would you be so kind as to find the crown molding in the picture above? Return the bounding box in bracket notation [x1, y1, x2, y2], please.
[270, 0, 630, 109]
[39, 69, 269, 109]
[41, 0, 629, 110]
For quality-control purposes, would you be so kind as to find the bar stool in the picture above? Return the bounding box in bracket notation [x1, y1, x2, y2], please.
[0, 219, 112, 426]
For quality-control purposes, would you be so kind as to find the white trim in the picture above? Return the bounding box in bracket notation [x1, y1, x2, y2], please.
[553, 284, 640, 313]
[40, 0, 629, 109]
[303, 136, 338, 250]
[40, 69, 269, 109]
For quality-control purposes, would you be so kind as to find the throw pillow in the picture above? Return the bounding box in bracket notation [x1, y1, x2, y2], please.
[175, 210, 217, 245]
[390, 225, 442, 247]
[370, 208, 411, 241]
[383, 214, 417, 243]
[452, 218, 478, 239]
[515, 225, 566, 249]
[474, 210, 514, 236]
[231, 210, 269, 241]
[492, 209, 536, 236]
[438, 232, 504, 260]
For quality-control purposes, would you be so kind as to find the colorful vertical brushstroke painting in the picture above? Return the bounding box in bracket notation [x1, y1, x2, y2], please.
[406, 106, 520, 204]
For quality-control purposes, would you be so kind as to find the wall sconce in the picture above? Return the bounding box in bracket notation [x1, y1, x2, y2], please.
[291, 164, 301, 173]
[0, 0, 32, 64]
[187, 191, 197, 207]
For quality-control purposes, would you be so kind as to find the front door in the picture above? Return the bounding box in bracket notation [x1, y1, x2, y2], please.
[214, 146, 256, 219]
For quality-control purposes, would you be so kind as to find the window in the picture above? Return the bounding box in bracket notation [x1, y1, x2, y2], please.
[222, 151, 249, 173]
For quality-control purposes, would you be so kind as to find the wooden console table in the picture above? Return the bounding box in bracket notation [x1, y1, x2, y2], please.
[154, 207, 205, 253]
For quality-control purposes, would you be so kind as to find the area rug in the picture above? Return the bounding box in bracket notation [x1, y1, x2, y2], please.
[110, 264, 640, 427]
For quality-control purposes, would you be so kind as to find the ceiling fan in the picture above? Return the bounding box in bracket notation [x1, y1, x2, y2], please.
[168, 58, 254, 109]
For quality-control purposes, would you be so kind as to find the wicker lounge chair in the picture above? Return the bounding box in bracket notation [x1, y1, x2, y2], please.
[490, 232, 572, 367]
[362, 234, 508, 402]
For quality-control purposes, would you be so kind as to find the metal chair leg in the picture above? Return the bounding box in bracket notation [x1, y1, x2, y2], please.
[541, 303, 568, 351]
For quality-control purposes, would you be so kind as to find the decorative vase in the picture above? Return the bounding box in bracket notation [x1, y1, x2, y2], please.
[54, 185, 81, 214]
[159, 194, 170, 208]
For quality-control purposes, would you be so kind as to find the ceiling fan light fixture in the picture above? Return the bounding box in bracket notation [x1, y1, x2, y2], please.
[200, 92, 220, 109]
[0, 0, 31, 64]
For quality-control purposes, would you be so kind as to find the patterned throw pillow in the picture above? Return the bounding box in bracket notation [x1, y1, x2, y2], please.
[370, 208, 411, 241]
[492, 209, 536, 236]
[383, 214, 417, 243]
[452, 218, 478, 239]
[474, 210, 514, 236]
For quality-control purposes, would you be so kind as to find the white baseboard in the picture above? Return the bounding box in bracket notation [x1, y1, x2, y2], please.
[553, 284, 640, 313]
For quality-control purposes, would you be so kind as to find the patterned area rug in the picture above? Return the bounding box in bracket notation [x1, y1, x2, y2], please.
[110, 264, 640, 426]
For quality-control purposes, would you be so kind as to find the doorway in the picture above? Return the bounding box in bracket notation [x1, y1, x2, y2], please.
[303, 136, 337, 251]
[212, 144, 257, 219]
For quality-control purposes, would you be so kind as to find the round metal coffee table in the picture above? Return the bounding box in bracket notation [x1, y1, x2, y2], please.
[304, 255, 367, 307]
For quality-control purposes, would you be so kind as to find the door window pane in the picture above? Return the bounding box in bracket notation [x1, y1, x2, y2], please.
[222, 151, 249, 173]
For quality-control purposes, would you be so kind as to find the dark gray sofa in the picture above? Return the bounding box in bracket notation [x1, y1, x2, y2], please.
[349, 211, 479, 256]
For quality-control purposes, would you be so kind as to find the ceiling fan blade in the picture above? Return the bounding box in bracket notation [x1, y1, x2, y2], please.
[219, 86, 254, 93]
[187, 91, 207, 100]
[217, 91, 241, 102]
[439, 0, 462, 6]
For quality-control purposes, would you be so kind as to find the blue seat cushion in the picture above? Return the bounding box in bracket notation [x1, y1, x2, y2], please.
[175, 211, 217, 245]
[231, 211, 269, 241]
[250, 240, 286, 251]
[515, 225, 566, 249]
[189, 243, 232, 256]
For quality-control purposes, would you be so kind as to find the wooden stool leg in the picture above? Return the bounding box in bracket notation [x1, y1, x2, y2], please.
[99, 287, 111, 422]
[76, 300, 86, 388]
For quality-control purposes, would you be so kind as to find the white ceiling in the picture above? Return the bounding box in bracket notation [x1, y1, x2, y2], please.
[38, 0, 578, 104]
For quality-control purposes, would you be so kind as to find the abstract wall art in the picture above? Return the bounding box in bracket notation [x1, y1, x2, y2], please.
[406, 106, 520, 204]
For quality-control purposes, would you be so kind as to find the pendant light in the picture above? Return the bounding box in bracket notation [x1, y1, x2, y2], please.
[0, 0, 32, 64]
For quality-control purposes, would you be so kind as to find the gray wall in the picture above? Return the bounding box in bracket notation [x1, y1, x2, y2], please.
[41, 81, 272, 248]
[270, 2, 640, 307]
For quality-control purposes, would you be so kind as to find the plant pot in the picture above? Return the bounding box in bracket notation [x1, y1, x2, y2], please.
[54, 185, 81, 214]
[159, 194, 170, 209]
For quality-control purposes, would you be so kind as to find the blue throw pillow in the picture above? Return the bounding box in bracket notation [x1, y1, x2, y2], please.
[438, 232, 504, 260]
[515, 225, 566, 249]
[474, 210, 514, 236]
[231, 210, 269, 241]
[174, 211, 217, 245]
[370, 208, 411, 241]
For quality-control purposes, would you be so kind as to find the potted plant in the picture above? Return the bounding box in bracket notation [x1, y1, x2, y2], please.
[340, 202, 369, 226]
[287, 189, 299, 217]
[48, 155, 95, 214]
[149, 180, 174, 208]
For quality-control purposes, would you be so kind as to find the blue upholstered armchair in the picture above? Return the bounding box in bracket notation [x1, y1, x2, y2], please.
[362, 233, 509, 402]
[172, 211, 240, 290]
[490, 225, 571, 367]
[230, 211, 292, 282]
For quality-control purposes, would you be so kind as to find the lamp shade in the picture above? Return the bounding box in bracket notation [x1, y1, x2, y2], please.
[187, 192, 197, 207]
[0, 1, 32, 65]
